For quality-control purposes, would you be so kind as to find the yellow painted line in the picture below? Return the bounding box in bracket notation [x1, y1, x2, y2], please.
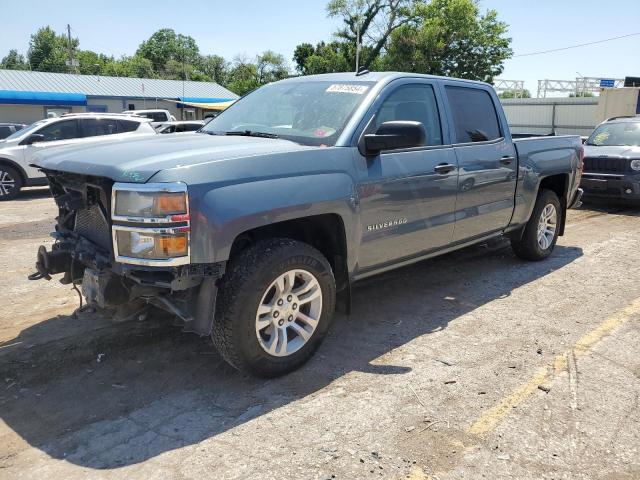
[467, 296, 640, 437]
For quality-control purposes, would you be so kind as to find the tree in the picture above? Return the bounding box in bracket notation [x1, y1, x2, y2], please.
[76, 50, 112, 75]
[226, 56, 261, 96]
[293, 41, 351, 75]
[498, 89, 531, 99]
[28, 26, 77, 73]
[327, 0, 417, 69]
[569, 91, 594, 97]
[383, 0, 512, 82]
[198, 54, 229, 84]
[136, 28, 200, 74]
[256, 50, 289, 84]
[102, 55, 155, 78]
[0, 49, 28, 70]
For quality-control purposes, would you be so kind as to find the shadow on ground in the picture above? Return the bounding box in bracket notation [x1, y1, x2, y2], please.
[0, 240, 582, 470]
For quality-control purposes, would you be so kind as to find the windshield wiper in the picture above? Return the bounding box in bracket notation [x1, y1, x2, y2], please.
[225, 130, 279, 139]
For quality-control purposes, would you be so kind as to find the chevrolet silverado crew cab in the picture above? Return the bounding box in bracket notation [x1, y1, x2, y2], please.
[31, 72, 584, 377]
[0, 113, 156, 200]
[580, 115, 640, 203]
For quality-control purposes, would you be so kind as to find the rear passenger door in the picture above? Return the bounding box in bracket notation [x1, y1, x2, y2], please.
[443, 84, 517, 241]
[356, 80, 458, 271]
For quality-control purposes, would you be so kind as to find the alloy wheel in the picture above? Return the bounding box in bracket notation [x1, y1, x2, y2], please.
[0, 169, 15, 197]
[255, 269, 323, 357]
[537, 203, 557, 250]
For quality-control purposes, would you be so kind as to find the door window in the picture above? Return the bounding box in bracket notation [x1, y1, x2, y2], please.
[445, 86, 501, 143]
[375, 84, 443, 146]
[80, 118, 119, 137]
[36, 120, 79, 142]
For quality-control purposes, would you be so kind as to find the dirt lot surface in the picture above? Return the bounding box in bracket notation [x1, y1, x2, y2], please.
[1, 188, 639, 480]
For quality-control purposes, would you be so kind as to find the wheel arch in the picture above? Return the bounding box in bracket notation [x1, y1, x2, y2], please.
[538, 173, 569, 235]
[228, 213, 352, 313]
[0, 158, 27, 184]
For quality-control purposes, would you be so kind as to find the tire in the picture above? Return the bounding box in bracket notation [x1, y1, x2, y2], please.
[0, 165, 23, 201]
[511, 189, 562, 261]
[212, 238, 336, 377]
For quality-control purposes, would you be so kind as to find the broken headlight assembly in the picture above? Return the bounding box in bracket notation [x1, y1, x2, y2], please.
[111, 182, 190, 266]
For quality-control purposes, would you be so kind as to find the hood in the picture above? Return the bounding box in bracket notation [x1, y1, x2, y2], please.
[33, 133, 310, 183]
[583, 145, 640, 158]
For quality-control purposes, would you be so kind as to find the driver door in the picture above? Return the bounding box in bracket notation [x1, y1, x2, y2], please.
[356, 81, 459, 272]
[22, 119, 81, 166]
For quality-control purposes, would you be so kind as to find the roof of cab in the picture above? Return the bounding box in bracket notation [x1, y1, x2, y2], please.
[278, 71, 491, 88]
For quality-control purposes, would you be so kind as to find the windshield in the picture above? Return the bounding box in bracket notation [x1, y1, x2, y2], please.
[4, 120, 47, 141]
[586, 121, 640, 146]
[201, 80, 374, 146]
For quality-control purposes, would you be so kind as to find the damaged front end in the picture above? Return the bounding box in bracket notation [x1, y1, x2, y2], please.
[30, 170, 223, 335]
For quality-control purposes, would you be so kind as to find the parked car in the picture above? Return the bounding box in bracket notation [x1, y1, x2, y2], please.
[580, 115, 640, 203]
[32, 72, 583, 377]
[0, 113, 156, 200]
[0, 123, 27, 140]
[155, 121, 205, 134]
[122, 109, 176, 124]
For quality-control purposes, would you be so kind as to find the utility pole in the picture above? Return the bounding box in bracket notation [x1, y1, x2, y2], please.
[355, 21, 361, 73]
[66, 24, 78, 73]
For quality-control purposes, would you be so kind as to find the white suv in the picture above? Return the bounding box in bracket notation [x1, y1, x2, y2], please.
[0, 114, 156, 200]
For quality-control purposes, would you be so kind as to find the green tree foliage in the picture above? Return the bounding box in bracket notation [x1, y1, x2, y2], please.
[383, 0, 512, 82]
[76, 50, 112, 74]
[0, 49, 28, 70]
[256, 51, 289, 84]
[293, 41, 351, 75]
[498, 89, 531, 99]
[327, 0, 416, 69]
[28, 26, 77, 72]
[136, 28, 200, 74]
[198, 54, 229, 84]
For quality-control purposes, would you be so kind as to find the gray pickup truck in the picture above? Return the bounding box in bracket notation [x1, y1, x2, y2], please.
[31, 72, 584, 377]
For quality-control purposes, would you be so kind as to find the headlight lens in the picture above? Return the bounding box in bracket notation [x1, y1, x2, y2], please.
[114, 190, 187, 217]
[631, 159, 640, 171]
[115, 230, 188, 259]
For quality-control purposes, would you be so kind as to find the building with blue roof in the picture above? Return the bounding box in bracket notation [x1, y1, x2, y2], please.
[0, 69, 238, 124]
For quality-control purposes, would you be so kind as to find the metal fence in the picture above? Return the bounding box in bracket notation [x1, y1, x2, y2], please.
[500, 97, 598, 137]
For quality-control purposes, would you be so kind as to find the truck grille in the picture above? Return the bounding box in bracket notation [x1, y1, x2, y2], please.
[74, 205, 112, 252]
[583, 157, 630, 173]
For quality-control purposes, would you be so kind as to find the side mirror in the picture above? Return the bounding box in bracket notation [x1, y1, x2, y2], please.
[25, 134, 45, 145]
[364, 121, 426, 155]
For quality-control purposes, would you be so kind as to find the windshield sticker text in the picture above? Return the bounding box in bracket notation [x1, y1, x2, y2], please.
[326, 84, 369, 95]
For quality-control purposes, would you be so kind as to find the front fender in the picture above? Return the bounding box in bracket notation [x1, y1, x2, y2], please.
[188, 173, 358, 264]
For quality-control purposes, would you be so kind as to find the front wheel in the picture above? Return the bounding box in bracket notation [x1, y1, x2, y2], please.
[0, 165, 23, 201]
[212, 238, 336, 377]
[511, 189, 562, 261]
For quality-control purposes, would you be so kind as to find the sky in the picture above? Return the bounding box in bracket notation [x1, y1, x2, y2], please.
[1, 0, 639, 96]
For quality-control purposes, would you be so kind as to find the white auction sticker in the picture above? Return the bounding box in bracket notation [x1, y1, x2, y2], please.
[326, 84, 369, 94]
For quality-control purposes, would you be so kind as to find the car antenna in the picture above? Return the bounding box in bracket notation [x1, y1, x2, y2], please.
[355, 66, 369, 76]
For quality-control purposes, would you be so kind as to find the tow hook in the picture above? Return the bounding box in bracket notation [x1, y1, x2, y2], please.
[27, 245, 71, 281]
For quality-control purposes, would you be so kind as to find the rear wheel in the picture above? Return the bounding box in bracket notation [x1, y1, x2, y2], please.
[511, 189, 562, 261]
[0, 165, 22, 201]
[212, 238, 336, 377]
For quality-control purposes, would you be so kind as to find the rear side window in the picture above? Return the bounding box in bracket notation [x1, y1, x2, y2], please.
[375, 84, 443, 146]
[118, 120, 140, 132]
[145, 112, 167, 122]
[445, 86, 501, 143]
[81, 118, 119, 137]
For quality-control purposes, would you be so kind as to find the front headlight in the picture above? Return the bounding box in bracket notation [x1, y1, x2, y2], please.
[111, 182, 190, 266]
[630, 159, 640, 171]
[114, 190, 187, 218]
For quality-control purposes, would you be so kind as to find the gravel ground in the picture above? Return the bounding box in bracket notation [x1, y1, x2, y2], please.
[0, 188, 639, 480]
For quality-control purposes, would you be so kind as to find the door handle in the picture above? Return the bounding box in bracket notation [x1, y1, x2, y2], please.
[500, 156, 515, 165]
[434, 163, 456, 174]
